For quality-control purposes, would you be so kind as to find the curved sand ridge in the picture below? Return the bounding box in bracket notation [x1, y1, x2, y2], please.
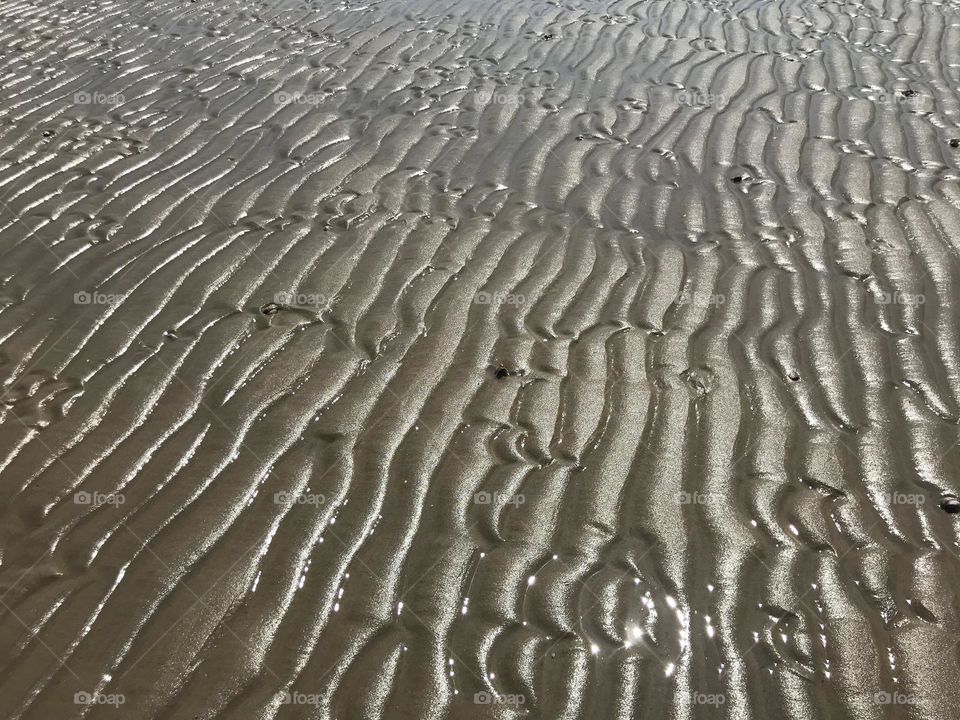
[1, 0, 960, 716]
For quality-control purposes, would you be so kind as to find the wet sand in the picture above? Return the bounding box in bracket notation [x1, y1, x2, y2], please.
[1, 0, 960, 717]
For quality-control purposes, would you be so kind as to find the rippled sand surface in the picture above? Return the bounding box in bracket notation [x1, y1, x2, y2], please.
[2, 0, 960, 717]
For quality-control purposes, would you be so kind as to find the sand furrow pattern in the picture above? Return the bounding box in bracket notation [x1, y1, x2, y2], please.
[1, 0, 960, 717]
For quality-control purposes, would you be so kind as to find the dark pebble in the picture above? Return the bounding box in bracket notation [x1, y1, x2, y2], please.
[940, 496, 960, 514]
[495, 367, 509, 379]
[731, 176, 743, 184]
[259, 302, 281, 316]
[949, 139, 960, 149]
[901, 89, 917, 98]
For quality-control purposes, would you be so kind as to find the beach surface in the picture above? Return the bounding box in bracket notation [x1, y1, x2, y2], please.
[1, 0, 960, 717]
